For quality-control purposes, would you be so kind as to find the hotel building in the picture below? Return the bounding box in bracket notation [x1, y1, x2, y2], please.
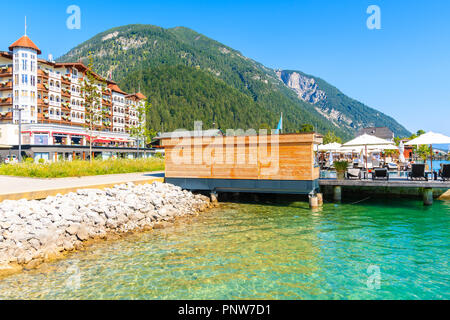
[0, 33, 150, 162]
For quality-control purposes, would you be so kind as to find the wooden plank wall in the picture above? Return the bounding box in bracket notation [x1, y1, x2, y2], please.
[162, 133, 322, 181]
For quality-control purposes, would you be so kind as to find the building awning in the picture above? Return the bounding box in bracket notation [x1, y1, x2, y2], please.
[0, 144, 11, 149]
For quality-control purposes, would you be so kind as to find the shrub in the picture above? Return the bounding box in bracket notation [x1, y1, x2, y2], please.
[334, 160, 349, 172]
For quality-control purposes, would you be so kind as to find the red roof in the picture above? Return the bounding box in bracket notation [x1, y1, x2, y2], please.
[135, 92, 147, 100]
[125, 92, 147, 101]
[108, 83, 128, 95]
[9, 35, 41, 54]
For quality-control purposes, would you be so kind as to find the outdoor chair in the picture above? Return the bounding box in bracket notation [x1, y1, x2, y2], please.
[372, 168, 389, 180]
[345, 168, 361, 180]
[407, 164, 428, 181]
[439, 164, 450, 181]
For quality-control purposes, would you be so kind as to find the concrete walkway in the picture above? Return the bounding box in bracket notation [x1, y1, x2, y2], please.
[0, 171, 165, 201]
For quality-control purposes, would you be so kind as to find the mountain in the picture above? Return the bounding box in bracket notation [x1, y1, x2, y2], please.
[58, 24, 410, 138]
[277, 70, 410, 137]
[122, 65, 278, 132]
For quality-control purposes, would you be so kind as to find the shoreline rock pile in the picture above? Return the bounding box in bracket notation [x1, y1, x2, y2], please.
[0, 182, 214, 274]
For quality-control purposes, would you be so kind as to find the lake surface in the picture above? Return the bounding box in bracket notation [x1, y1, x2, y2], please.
[0, 198, 449, 299]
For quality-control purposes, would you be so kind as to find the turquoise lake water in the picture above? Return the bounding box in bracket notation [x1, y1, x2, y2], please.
[0, 197, 448, 299]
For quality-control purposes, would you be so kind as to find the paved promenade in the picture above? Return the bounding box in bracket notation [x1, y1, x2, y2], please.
[0, 171, 165, 201]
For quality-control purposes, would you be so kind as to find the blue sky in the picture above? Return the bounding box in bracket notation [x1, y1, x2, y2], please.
[2, 0, 449, 136]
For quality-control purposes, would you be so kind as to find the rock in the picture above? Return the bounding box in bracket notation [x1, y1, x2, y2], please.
[76, 226, 89, 241]
[66, 224, 79, 236]
[0, 181, 211, 271]
[28, 238, 41, 250]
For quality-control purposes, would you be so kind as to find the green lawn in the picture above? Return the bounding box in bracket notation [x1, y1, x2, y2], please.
[0, 158, 165, 178]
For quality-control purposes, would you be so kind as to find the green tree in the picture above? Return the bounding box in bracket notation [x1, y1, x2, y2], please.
[415, 145, 431, 161]
[298, 123, 314, 133]
[416, 129, 426, 136]
[129, 100, 155, 157]
[80, 54, 107, 162]
[323, 131, 342, 144]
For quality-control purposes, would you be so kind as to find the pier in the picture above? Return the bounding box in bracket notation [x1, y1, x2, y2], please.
[319, 179, 450, 205]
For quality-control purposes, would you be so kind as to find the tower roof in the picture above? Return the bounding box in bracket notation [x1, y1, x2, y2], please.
[9, 35, 41, 54]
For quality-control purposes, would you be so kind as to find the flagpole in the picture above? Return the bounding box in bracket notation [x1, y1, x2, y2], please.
[280, 112, 282, 134]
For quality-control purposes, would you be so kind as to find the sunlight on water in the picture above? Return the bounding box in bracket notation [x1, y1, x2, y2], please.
[0, 198, 449, 299]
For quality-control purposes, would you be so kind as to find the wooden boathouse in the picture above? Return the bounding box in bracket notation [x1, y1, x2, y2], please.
[159, 132, 323, 195]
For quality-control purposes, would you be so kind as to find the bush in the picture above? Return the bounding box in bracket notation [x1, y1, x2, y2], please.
[38, 158, 45, 164]
[334, 160, 349, 172]
[24, 157, 34, 163]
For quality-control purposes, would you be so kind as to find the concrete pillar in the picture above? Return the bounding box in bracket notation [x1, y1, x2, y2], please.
[333, 186, 342, 202]
[317, 193, 323, 206]
[423, 188, 433, 206]
[309, 195, 319, 209]
[210, 191, 218, 203]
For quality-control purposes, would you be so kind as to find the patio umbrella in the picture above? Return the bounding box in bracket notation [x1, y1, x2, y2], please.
[318, 142, 342, 151]
[405, 131, 450, 173]
[328, 151, 334, 167]
[399, 141, 406, 163]
[342, 134, 397, 172]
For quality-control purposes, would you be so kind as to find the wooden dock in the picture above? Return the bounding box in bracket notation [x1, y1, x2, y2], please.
[319, 178, 450, 205]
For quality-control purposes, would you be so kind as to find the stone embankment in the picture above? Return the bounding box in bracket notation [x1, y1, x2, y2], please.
[0, 182, 215, 276]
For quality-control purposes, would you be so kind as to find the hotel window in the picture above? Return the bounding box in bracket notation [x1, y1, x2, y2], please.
[22, 74, 28, 85]
[14, 74, 19, 85]
[31, 92, 35, 101]
[14, 59, 19, 70]
[21, 90, 27, 97]
[22, 59, 27, 71]
[30, 61, 35, 72]
[14, 90, 19, 99]
[30, 76, 36, 86]
[22, 53, 27, 58]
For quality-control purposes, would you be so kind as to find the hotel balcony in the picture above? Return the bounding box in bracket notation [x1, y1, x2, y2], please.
[61, 89, 71, 97]
[0, 97, 12, 106]
[0, 81, 13, 91]
[0, 66, 13, 77]
[38, 69, 49, 78]
[61, 75, 71, 85]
